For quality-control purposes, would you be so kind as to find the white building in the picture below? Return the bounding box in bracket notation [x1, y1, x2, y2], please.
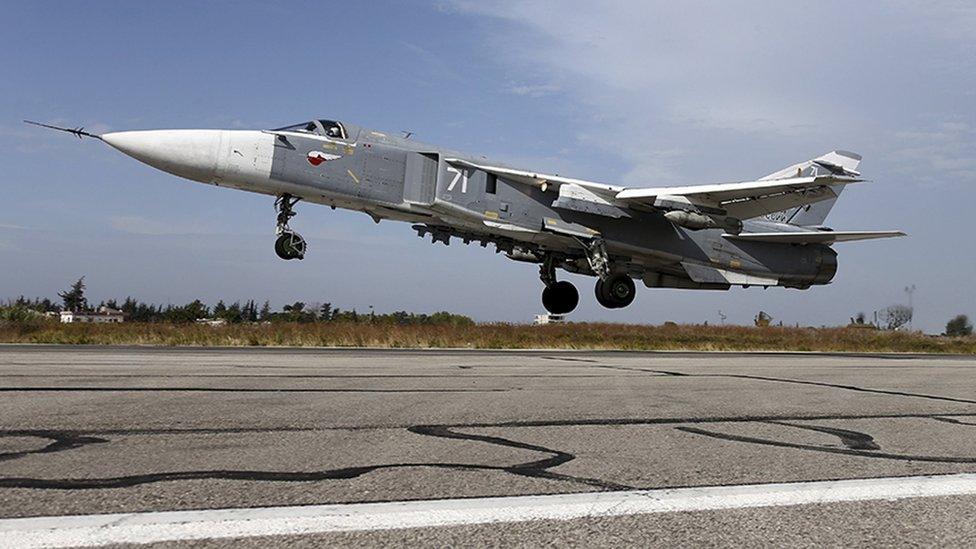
[60, 307, 125, 324]
[533, 313, 566, 325]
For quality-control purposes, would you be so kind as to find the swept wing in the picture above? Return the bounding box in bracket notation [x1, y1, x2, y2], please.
[724, 230, 905, 244]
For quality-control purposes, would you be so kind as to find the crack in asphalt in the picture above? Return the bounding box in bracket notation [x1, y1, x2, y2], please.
[1, 362, 974, 492]
[675, 425, 976, 463]
[0, 387, 507, 394]
[2, 411, 975, 490]
[763, 421, 881, 451]
[0, 426, 630, 491]
[931, 416, 976, 426]
[627, 369, 976, 405]
[0, 431, 108, 463]
[0, 374, 629, 379]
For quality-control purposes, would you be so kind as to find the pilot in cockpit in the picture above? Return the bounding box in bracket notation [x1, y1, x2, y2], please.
[275, 120, 346, 140]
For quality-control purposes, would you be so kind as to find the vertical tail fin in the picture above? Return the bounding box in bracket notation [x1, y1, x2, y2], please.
[761, 150, 861, 226]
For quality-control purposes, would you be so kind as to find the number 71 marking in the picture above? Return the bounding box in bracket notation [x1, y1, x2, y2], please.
[446, 166, 468, 193]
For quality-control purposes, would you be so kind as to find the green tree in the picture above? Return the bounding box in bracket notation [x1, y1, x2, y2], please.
[282, 302, 314, 322]
[184, 300, 209, 321]
[58, 277, 88, 312]
[225, 301, 243, 323]
[259, 301, 272, 321]
[946, 314, 973, 337]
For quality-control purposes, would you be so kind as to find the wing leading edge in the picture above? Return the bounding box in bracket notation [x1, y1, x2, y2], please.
[724, 230, 906, 244]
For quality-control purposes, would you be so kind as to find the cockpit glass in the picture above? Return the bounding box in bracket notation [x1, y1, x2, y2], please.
[273, 122, 318, 133]
[273, 120, 347, 139]
[319, 120, 346, 139]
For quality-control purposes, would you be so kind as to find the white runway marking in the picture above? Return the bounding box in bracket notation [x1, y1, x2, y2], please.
[3, 473, 976, 547]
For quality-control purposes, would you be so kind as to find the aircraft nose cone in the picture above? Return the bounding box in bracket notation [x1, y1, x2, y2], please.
[102, 130, 221, 183]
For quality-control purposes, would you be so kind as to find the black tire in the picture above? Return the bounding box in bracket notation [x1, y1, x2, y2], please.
[594, 279, 616, 308]
[275, 232, 306, 260]
[552, 281, 579, 314]
[542, 281, 579, 315]
[274, 235, 291, 260]
[595, 274, 636, 309]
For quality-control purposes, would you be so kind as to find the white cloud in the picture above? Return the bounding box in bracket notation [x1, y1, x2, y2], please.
[892, 119, 976, 186]
[450, 1, 975, 187]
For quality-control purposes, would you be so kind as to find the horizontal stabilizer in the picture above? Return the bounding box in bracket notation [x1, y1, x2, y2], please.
[724, 230, 906, 244]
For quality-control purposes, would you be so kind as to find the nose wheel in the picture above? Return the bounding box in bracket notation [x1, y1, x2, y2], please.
[274, 194, 306, 260]
[275, 231, 306, 260]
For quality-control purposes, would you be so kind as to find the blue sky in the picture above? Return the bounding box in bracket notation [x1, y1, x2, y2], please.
[1, 1, 973, 332]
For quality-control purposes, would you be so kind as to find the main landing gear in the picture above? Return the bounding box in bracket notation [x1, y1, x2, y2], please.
[540, 256, 579, 315]
[537, 240, 638, 313]
[595, 273, 636, 309]
[579, 237, 637, 309]
[274, 194, 306, 260]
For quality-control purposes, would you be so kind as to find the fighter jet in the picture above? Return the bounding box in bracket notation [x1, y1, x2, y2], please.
[27, 119, 904, 314]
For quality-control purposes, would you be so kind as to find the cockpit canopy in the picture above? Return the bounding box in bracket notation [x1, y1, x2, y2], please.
[274, 119, 347, 139]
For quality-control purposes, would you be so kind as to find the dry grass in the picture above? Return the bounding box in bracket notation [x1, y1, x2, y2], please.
[1, 321, 974, 353]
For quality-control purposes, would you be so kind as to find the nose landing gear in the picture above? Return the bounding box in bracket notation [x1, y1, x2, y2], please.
[274, 194, 306, 260]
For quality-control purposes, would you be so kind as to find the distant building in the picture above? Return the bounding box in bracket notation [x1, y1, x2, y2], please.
[533, 313, 566, 325]
[60, 307, 125, 324]
[195, 318, 227, 327]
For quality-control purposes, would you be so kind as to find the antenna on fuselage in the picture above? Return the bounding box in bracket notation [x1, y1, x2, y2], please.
[24, 120, 102, 140]
[401, 130, 413, 139]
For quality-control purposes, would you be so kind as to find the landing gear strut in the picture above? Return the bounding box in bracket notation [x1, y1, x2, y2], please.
[539, 256, 579, 315]
[577, 237, 636, 309]
[582, 237, 611, 280]
[595, 273, 636, 309]
[274, 194, 306, 260]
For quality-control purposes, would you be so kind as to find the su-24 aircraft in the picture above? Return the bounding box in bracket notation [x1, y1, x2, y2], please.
[27, 119, 904, 314]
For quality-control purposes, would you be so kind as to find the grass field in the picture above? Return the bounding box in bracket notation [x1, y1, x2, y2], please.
[1, 321, 974, 353]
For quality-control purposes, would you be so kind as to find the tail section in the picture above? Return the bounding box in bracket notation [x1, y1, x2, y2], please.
[761, 150, 861, 226]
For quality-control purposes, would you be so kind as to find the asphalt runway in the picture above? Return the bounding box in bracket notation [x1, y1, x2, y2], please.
[1, 346, 975, 547]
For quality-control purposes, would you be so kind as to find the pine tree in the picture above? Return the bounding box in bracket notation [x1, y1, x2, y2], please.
[58, 277, 88, 312]
[946, 314, 973, 337]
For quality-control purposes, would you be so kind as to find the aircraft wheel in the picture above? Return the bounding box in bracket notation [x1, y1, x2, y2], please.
[595, 274, 636, 309]
[275, 231, 306, 260]
[594, 279, 614, 308]
[542, 281, 579, 315]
